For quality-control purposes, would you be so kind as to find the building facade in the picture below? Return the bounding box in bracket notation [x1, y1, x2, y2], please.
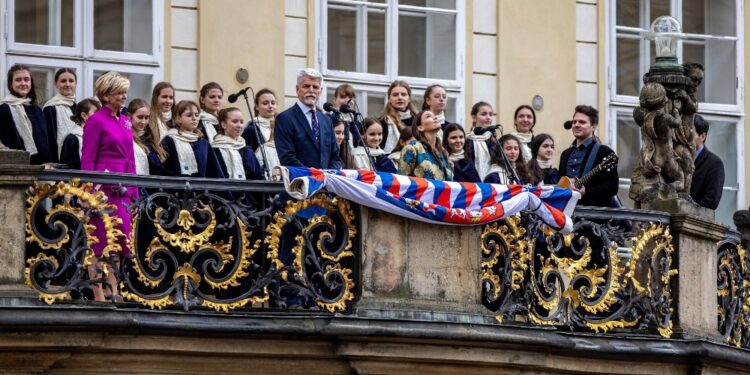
[1, 0, 746, 227]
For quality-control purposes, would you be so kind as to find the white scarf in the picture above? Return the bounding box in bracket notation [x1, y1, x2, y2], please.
[537, 159, 552, 169]
[68, 125, 83, 157]
[487, 164, 511, 185]
[162, 110, 172, 122]
[133, 141, 149, 175]
[383, 116, 401, 154]
[434, 111, 445, 125]
[511, 131, 533, 161]
[449, 151, 465, 162]
[398, 110, 412, 120]
[213, 134, 247, 179]
[1, 95, 37, 155]
[158, 117, 170, 141]
[199, 111, 219, 144]
[44, 94, 76, 158]
[466, 132, 492, 180]
[167, 129, 199, 175]
[255, 142, 280, 178]
[255, 116, 272, 144]
[352, 146, 386, 171]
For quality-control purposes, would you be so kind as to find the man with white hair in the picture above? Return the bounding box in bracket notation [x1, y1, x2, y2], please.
[274, 68, 341, 169]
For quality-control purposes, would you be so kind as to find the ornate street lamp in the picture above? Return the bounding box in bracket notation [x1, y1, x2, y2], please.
[647, 16, 684, 68]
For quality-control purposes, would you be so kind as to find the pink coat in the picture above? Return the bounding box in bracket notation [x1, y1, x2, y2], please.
[81, 106, 138, 257]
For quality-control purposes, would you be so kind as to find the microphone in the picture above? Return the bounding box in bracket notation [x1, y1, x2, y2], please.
[323, 102, 339, 114]
[563, 120, 572, 130]
[473, 124, 502, 135]
[339, 103, 359, 115]
[228, 87, 251, 103]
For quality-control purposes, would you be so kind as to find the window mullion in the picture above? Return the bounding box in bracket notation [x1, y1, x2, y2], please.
[387, 0, 398, 80]
[356, 4, 365, 73]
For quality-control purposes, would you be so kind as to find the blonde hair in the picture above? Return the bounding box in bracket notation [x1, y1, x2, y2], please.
[94, 71, 130, 104]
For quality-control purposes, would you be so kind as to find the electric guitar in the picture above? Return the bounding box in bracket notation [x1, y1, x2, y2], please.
[557, 154, 618, 190]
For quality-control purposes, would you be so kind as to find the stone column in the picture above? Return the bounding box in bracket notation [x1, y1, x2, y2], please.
[0, 149, 43, 297]
[670, 213, 727, 339]
[355, 207, 489, 321]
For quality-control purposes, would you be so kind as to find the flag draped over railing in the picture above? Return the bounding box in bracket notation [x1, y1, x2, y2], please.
[277, 167, 580, 232]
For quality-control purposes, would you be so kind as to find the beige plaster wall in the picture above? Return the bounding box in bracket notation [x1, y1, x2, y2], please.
[197, 0, 286, 119]
[497, 0, 577, 166]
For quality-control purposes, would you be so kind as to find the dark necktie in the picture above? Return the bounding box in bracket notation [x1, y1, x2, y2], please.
[311, 109, 320, 141]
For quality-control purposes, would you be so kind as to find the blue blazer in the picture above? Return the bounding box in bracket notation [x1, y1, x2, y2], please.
[274, 103, 341, 169]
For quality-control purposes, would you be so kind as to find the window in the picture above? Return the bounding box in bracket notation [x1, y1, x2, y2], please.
[606, 0, 744, 227]
[3, 0, 162, 102]
[320, 0, 465, 123]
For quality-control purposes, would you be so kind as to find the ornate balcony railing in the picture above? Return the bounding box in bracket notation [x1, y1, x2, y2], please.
[481, 208, 677, 337]
[717, 235, 750, 348]
[24, 170, 359, 312]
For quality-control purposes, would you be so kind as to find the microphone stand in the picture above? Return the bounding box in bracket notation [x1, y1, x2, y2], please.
[236, 88, 271, 180]
[489, 129, 521, 185]
[347, 102, 375, 170]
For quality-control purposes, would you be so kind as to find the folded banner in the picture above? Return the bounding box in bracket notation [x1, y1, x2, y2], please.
[277, 167, 580, 233]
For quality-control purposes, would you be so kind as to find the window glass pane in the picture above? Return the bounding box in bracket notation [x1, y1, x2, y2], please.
[328, 7, 356, 72]
[704, 120, 737, 186]
[684, 39, 736, 104]
[681, 0, 706, 34]
[398, 13, 426, 77]
[28, 66, 57, 104]
[398, 11, 455, 79]
[94, 0, 153, 54]
[367, 9, 386, 74]
[14, 0, 75, 47]
[616, 111, 639, 179]
[399, 0, 456, 10]
[683, 0, 735, 36]
[616, 0, 640, 27]
[365, 92, 386, 118]
[650, 0, 670, 24]
[94, 70, 153, 105]
[715, 189, 737, 228]
[616, 37, 641, 96]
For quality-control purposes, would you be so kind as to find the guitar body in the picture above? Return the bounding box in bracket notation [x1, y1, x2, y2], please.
[557, 176, 575, 190]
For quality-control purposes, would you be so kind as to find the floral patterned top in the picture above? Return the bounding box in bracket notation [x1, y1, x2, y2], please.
[398, 140, 453, 181]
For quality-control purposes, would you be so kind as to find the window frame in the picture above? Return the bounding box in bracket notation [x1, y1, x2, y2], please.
[317, 0, 466, 123]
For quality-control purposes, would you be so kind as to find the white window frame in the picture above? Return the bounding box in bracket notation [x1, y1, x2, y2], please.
[6, 0, 84, 57]
[605, 0, 745, 220]
[83, 0, 162, 65]
[317, 0, 466, 123]
[84, 61, 161, 99]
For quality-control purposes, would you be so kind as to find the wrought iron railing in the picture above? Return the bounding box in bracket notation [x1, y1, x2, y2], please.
[481, 207, 678, 337]
[25, 170, 358, 312]
[717, 232, 749, 349]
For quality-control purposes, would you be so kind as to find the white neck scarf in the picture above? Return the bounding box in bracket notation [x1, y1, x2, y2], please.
[466, 130, 492, 142]
[255, 142, 280, 178]
[1, 95, 37, 155]
[167, 129, 199, 175]
[44, 94, 77, 158]
[162, 110, 172, 122]
[487, 164, 511, 185]
[449, 151, 465, 162]
[352, 146, 386, 170]
[213, 134, 247, 179]
[466, 133, 492, 180]
[434, 111, 446, 125]
[383, 116, 400, 154]
[398, 110, 412, 120]
[537, 159, 552, 169]
[133, 141, 149, 175]
[255, 116, 272, 144]
[199, 111, 219, 143]
[511, 131, 533, 161]
[158, 117, 170, 141]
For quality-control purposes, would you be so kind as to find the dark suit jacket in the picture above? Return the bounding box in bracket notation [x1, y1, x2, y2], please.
[274, 103, 341, 169]
[558, 140, 619, 207]
[690, 146, 725, 210]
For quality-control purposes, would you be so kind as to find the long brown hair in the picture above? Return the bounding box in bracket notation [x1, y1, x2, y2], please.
[7, 64, 38, 106]
[377, 80, 418, 131]
[490, 134, 533, 184]
[127, 98, 150, 153]
[333, 120, 355, 169]
[421, 84, 446, 111]
[412, 110, 451, 169]
[148, 82, 175, 138]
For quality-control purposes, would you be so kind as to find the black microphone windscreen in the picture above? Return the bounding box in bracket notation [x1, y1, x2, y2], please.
[563, 120, 572, 130]
[340, 104, 353, 114]
[323, 102, 336, 112]
[228, 94, 239, 103]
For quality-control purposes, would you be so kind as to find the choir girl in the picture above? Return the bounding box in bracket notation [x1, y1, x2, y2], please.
[529, 133, 559, 185]
[213, 107, 263, 180]
[0, 64, 53, 164]
[242, 88, 277, 152]
[466, 101, 496, 180]
[351, 117, 397, 173]
[483, 134, 533, 185]
[377, 80, 418, 153]
[399, 111, 453, 181]
[126, 99, 151, 175]
[81, 71, 137, 302]
[443, 123, 481, 183]
[198, 82, 223, 143]
[422, 84, 449, 135]
[511, 104, 536, 162]
[59, 99, 100, 170]
[334, 120, 355, 169]
[161, 100, 225, 178]
[43, 68, 77, 161]
[330, 84, 360, 147]
[148, 81, 175, 141]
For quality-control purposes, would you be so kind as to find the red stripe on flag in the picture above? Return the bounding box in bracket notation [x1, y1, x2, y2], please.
[481, 184, 499, 207]
[509, 184, 523, 197]
[360, 170, 376, 185]
[463, 182, 477, 208]
[545, 202, 566, 228]
[414, 177, 429, 200]
[436, 183, 452, 207]
[387, 176, 401, 196]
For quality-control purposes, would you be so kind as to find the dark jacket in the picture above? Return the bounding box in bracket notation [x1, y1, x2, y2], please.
[690, 146, 725, 210]
[274, 103, 341, 169]
[558, 139, 619, 207]
[161, 136, 225, 178]
[0, 103, 53, 164]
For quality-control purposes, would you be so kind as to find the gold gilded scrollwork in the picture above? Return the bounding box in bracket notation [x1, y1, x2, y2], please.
[480, 216, 530, 315]
[717, 241, 750, 348]
[154, 207, 216, 253]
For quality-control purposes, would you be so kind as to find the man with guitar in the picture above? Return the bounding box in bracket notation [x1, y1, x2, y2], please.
[558, 105, 620, 207]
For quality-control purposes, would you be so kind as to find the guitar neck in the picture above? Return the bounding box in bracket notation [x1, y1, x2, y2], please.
[575, 164, 603, 188]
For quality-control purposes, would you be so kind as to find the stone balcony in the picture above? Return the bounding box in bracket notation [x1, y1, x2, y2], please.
[1, 150, 749, 374]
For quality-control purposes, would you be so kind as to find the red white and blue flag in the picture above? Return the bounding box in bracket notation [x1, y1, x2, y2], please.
[278, 167, 580, 232]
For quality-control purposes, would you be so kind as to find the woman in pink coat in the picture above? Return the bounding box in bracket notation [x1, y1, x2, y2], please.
[81, 71, 137, 302]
